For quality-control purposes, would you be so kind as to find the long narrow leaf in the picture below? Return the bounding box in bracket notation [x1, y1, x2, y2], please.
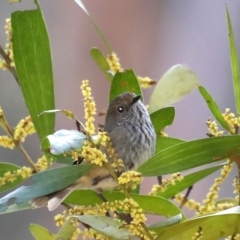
[157, 164, 225, 199]
[0, 163, 23, 193]
[11, 3, 55, 141]
[156, 206, 240, 240]
[90, 47, 112, 82]
[0, 165, 92, 212]
[198, 86, 230, 132]
[150, 107, 175, 133]
[74, 0, 112, 53]
[226, 7, 240, 116]
[29, 224, 54, 240]
[138, 135, 240, 176]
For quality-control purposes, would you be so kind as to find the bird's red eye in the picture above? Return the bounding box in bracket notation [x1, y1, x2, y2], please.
[118, 107, 124, 113]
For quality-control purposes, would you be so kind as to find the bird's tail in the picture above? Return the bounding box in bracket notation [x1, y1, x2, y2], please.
[31, 167, 115, 211]
[31, 181, 83, 211]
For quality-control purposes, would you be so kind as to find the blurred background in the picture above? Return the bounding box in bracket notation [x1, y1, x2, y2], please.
[0, 0, 240, 239]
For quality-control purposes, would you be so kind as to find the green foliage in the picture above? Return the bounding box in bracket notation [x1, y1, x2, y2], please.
[0, 1, 240, 240]
[29, 224, 55, 240]
[109, 69, 143, 102]
[226, 6, 240, 116]
[150, 107, 175, 133]
[198, 86, 230, 132]
[0, 163, 23, 193]
[0, 165, 92, 212]
[90, 47, 112, 82]
[11, 3, 55, 141]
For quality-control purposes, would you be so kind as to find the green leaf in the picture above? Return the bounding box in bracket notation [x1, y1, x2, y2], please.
[156, 206, 240, 240]
[54, 220, 76, 240]
[155, 136, 185, 154]
[149, 65, 199, 113]
[226, 7, 240, 116]
[150, 107, 175, 133]
[55, 156, 74, 165]
[11, 5, 55, 141]
[0, 202, 32, 215]
[90, 48, 112, 82]
[29, 224, 55, 240]
[74, 0, 112, 53]
[198, 86, 230, 132]
[157, 164, 225, 199]
[74, 215, 133, 240]
[103, 192, 186, 219]
[65, 191, 185, 219]
[109, 69, 143, 103]
[0, 163, 23, 193]
[149, 214, 182, 235]
[65, 189, 103, 206]
[0, 165, 92, 212]
[138, 135, 240, 176]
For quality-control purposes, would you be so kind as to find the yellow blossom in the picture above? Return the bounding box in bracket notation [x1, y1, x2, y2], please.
[0, 136, 15, 149]
[149, 172, 183, 195]
[35, 155, 49, 172]
[106, 52, 123, 73]
[0, 18, 14, 70]
[16, 166, 32, 179]
[206, 119, 224, 136]
[81, 144, 108, 166]
[14, 116, 35, 142]
[118, 171, 142, 189]
[80, 80, 96, 135]
[222, 108, 240, 134]
[54, 214, 66, 227]
[3, 171, 17, 182]
[198, 160, 233, 215]
[137, 76, 156, 89]
[174, 194, 201, 211]
[191, 226, 203, 240]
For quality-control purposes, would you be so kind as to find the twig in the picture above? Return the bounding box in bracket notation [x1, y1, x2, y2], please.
[0, 44, 19, 85]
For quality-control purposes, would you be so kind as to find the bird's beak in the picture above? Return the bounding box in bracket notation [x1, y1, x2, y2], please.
[132, 95, 141, 105]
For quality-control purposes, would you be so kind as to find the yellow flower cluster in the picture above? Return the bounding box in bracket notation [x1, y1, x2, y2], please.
[0, 166, 32, 188]
[174, 194, 201, 211]
[233, 176, 240, 201]
[137, 76, 156, 89]
[55, 198, 152, 239]
[69, 150, 81, 161]
[0, 136, 15, 149]
[96, 131, 110, 147]
[118, 171, 142, 190]
[96, 131, 125, 172]
[34, 155, 49, 172]
[206, 119, 224, 136]
[80, 80, 96, 135]
[149, 172, 183, 195]
[81, 142, 108, 166]
[106, 52, 123, 73]
[79, 228, 109, 240]
[16, 166, 32, 179]
[198, 161, 233, 215]
[14, 116, 35, 142]
[119, 198, 151, 239]
[54, 214, 66, 227]
[0, 18, 14, 70]
[225, 234, 240, 240]
[222, 108, 240, 134]
[111, 158, 124, 173]
[191, 226, 203, 240]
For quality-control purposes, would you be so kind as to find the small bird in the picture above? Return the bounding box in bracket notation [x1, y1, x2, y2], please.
[32, 92, 156, 211]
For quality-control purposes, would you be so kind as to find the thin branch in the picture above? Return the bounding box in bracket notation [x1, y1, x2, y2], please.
[0, 44, 19, 85]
